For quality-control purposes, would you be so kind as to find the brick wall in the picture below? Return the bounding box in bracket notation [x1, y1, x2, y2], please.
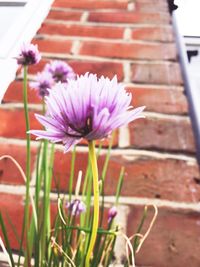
[1, 0, 200, 266]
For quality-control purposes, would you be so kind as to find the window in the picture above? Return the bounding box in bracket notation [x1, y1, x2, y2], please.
[173, 1, 200, 161]
[0, 0, 53, 102]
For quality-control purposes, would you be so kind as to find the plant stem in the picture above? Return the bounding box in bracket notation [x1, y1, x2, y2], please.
[23, 65, 31, 266]
[85, 141, 99, 267]
[69, 146, 76, 202]
[23, 64, 31, 220]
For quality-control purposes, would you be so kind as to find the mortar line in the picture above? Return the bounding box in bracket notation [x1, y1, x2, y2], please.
[125, 83, 184, 91]
[0, 103, 42, 111]
[118, 125, 130, 148]
[127, 1, 135, 11]
[0, 103, 191, 121]
[1, 184, 199, 211]
[143, 111, 191, 120]
[80, 10, 89, 22]
[123, 61, 131, 83]
[71, 40, 81, 55]
[39, 52, 178, 65]
[5, 75, 186, 90]
[36, 32, 174, 45]
[123, 27, 132, 41]
[0, 137, 197, 162]
[51, 7, 134, 13]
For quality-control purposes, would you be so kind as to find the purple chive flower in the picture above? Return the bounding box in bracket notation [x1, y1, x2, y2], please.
[29, 73, 145, 152]
[108, 206, 117, 223]
[16, 43, 41, 66]
[29, 71, 54, 98]
[66, 199, 86, 216]
[45, 60, 75, 83]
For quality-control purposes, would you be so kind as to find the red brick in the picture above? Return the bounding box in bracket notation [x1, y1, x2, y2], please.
[129, 116, 195, 153]
[131, 27, 174, 42]
[134, 1, 168, 13]
[53, 0, 128, 9]
[128, 86, 188, 115]
[0, 108, 118, 147]
[47, 10, 83, 21]
[127, 206, 200, 267]
[88, 11, 170, 24]
[33, 38, 72, 54]
[0, 193, 59, 251]
[138, 0, 166, 3]
[80, 41, 176, 60]
[38, 23, 124, 39]
[0, 144, 37, 185]
[28, 60, 123, 81]
[0, 193, 24, 250]
[0, 192, 111, 252]
[3, 80, 40, 104]
[0, 109, 42, 140]
[53, 150, 200, 202]
[79, 130, 118, 147]
[28, 59, 51, 74]
[70, 61, 124, 81]
[131, 62, 183, 85]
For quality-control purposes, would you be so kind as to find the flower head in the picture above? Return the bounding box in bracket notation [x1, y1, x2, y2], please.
[66, 199, 86, 216]
[30, 71, 54, 98]
[16, 43, 41, 66]
[108, 206, 117, 223]
[29, 73, 145, 152]
[45, 60, 75, 83]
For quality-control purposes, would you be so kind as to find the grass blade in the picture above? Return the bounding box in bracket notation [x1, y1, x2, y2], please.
[0, 213, 15, 267]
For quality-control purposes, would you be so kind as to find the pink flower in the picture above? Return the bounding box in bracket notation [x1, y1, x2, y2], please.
[30, 72, 54, 98]
[45, 60, 75, 83]
[16, 43, 41, 66]
[29, 73, 145, 152]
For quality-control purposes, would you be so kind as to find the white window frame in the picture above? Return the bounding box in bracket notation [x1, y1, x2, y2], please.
[0, 0, 54, 102]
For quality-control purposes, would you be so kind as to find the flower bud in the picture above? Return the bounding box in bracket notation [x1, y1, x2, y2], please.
[108, 206, 117, 223]
[66, 199, 86, 216]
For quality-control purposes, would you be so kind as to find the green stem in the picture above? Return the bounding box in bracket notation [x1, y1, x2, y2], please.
[69, 146, 76, 202]
[23, 65, 31, 222]
[85, 141, 99, 267]
[22, 65, 31, 266]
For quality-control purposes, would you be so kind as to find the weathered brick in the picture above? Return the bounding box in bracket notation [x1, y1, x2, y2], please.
[128, 86, 188, 115]
[69, 61, 124, 81]
[33, 38, 72, 54]
[0, 192, 111, 252]
[28, 60, 123, 81]
[52, 0, 128, 9]
[28, 59, 48, 74]
[47, 10, 83, 21]
[131, 26, 174, 42]
[129, 116, 195, 153]
[52, 150, 200, 202]
[88, 11, 170, 24]
[38, 23, 124, 39]
[80, 41, 176, 60]
[138, 0, 166, 3]
[0, 193, 24, 250]
[1, 0, 200, 265]
[127, 206, 200, 267]
[0, 107, 118, 151]
[131, 62, 183, 85]
[3, 80, 40, 104]
[0, 109, 42, 140]
[0, 144, 37, 185]
[134, 1, 168, 13]
[0, 193, 58, 250]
